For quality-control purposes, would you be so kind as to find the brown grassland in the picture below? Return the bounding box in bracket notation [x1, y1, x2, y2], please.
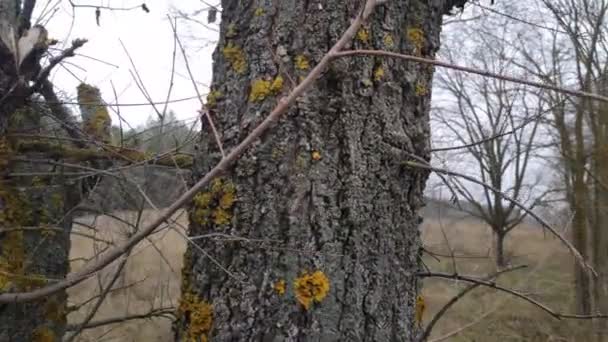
[67, 210, 589, 341]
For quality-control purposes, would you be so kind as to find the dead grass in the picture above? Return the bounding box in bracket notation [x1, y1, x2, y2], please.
[421, 216, 591, 342]
[66, 210, 588, 341]
[68, 210, 189, 342]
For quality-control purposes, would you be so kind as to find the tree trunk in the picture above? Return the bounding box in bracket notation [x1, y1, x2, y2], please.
[495, 231, 506, 268]
[572, 169, 592, 315]
[591, 103, 608, 341]
[0, 150, 81, 341]
[0, 3, 84, 339]
[176, 1, 456, 341]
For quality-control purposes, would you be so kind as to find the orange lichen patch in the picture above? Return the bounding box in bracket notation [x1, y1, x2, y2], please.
[178, 292, 214, 342]
[273, 279, 286, 296]
[294, 270, 330, 310]
[311, 150, 322, 161]
[223, 42, 247, 74]
[191, 178, 237, 227]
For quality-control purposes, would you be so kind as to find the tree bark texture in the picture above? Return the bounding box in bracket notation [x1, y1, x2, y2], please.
[0, 2, 93, 339]
[495, 231, 506, 268]
[176, 1, 456, 341]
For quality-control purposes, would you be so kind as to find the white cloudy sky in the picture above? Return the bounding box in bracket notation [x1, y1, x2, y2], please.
[36, 0, 220, 128]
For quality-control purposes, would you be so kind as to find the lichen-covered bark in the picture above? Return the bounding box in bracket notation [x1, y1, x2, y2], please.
[177, 1, 454, 341]
[0, 97, 81, 342]
[0, 153, 81, 341]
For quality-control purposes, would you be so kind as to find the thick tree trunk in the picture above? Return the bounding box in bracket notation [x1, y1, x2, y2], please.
[0, 3, 83, 339]
[0, 152, 81, 341]
[176, 1, 454, 341]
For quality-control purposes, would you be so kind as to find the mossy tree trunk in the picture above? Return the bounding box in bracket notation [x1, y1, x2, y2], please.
[0, 2, 97, 340]
[176, 1, 460, 341]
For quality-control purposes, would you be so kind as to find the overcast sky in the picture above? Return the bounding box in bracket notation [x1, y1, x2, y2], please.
[36, 0, 220, 128]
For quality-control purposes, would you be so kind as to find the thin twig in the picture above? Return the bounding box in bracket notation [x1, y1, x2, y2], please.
[333, 50, 608, 103]
[403, 159, 595, 276]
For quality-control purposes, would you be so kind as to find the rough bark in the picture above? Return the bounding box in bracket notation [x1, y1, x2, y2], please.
[176, 1, 457, 341]
[495, 231, 506, 268]
[0, 2, 93, 339]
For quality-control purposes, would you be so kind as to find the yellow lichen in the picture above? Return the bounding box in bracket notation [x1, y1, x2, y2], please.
[357, 27, 370, 43]
[294, 270, 330, 310]
[415, 294, 426, 325]
[206, 90, 223, 108]
[254, 7, 264, 16]
[191, 178, 237, 227]
[374, 66, 385, 81]
[383, 33, 395, 48]
[0, 228, 46, 291]
[415, 82, 428, 96]
[222, 42, 247, 74]
[249, 76, 284, 102]
[32, 326, 55, 342]
[294, 55, 310, 70]
[271, 147, 283, 160]
[311, 150, 322, 161]
[77, 83, 112, 143]
[178, 292, 213, 342]
[226, 23, 237, 38]
[273, 279, 286, 296]
[407, 28, 425, 55]
[212, 208, 231, 225]
[249, 79, 272, 102]
[270, 75, 284, 93]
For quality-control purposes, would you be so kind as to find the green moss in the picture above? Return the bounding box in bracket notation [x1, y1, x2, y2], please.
[223, 42, 247, 74]
[254, 7, 264, 16]
[77, 83, 111, 143]
[206, 90, 223, 108]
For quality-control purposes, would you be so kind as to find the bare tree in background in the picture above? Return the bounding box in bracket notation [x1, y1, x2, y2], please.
[513, 0, 608, 325]
[433, 12, 547, 268]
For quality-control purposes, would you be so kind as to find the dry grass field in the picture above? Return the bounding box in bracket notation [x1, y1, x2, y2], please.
[66, 210, 589, 341]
